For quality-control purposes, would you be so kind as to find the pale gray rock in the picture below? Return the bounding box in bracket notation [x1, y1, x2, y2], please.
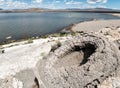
[36, 33, 120, 88]
[98, 77, 120, 88]
[0, 68, 39, 88]
[0, 33, 120, 88]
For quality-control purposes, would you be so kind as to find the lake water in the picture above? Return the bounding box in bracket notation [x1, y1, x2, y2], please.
[0, 12, 120, 43]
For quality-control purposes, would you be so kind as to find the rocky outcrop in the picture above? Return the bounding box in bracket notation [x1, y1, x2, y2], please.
[0, 69, 39, 88]
[99, 27, 120, 51]
[0, 32, 120, 88]
[36, 33, 120, 88]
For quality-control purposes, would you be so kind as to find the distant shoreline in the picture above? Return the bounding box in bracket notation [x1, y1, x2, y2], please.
[0, 8, 120, 13]
[0, 11, 120, 13]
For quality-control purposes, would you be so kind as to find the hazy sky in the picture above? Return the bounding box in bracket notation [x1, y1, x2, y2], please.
[0, 0, 119, 9]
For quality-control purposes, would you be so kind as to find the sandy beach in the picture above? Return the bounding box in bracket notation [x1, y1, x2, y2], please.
[0, 36, 72, 79]
[112, 13, 120, 17]
[63, 19, 120, 32]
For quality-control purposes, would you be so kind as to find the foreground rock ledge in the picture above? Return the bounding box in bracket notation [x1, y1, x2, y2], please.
[36, 34, 120, 88]
[0, 33, 120, 88]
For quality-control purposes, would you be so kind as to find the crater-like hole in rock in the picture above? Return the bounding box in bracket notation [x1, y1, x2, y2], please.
[54, 43, 96, 68]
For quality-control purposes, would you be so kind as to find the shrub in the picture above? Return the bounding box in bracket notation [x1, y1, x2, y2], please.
[60, 33, 67, 37]
[51, 41, 61, 52]
[71, 32, 76, 36]
[40, 52, 46, 57]
[40, 52, 48, 59]
[40, 35, 49, 38]
[56, 41, 61, 47]
[25, 39, 33, 44]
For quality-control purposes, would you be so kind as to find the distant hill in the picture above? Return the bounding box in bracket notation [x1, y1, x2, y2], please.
[65, 8, 120, 13]
[0, 8, 120, 13]
[0, 8, 49, 13]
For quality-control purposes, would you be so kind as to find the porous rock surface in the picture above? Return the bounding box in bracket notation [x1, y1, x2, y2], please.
[36, 33, 120, 88]
[0, 68, 39, 88]
[0, 33, 120, 88]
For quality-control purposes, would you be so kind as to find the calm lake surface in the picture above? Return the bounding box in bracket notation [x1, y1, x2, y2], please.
[0, 12, 120, 42]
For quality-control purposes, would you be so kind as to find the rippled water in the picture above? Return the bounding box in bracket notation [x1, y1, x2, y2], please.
[0, 12, 120, 42]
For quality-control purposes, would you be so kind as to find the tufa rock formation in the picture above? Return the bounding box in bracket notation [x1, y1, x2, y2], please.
[36, 33, 120, 88]
[0, 32, 120, 88]
[0, 69, 39, 88]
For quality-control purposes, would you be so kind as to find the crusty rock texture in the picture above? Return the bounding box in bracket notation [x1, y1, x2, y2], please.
[36, 33, 120, 88]
[0, 69, 38, 88]
[0, 31, 120, 88]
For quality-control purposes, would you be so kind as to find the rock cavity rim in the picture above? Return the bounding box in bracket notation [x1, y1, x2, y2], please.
[37, 34, 120, 88]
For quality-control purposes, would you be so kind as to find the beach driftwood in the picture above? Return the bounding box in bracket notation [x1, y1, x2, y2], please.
[36, 33, 120, 88]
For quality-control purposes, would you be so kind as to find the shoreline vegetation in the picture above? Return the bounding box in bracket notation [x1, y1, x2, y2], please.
[0, 32, 75, 45]
[0, 18, 120, 46]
